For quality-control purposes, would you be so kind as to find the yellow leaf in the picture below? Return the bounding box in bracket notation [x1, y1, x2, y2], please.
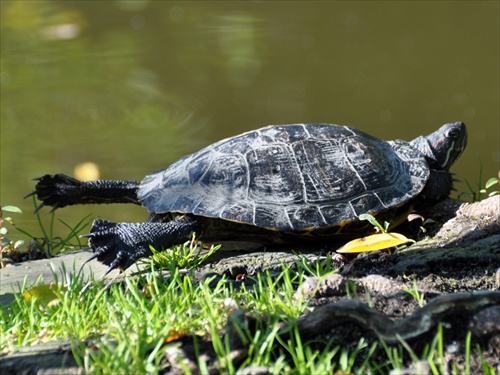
[336, 232, 415, 253]
[23, 285, 67, 307]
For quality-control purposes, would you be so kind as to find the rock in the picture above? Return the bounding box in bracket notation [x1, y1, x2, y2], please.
[358, 274, 404, 295]
[469, 305, 500, 336]
[236, 366, 271, 375]
[382, 196, 500, 276]
[294, 273, 346, 300]
[0, 340, 79, 375]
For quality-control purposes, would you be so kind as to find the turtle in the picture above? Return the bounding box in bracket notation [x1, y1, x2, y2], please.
[29, 121, 467, 273]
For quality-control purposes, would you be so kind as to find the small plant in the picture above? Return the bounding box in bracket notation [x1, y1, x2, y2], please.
[143, 233, 220, 270]
[459, 162, 500, 202]
[479, 176, 499, 197]
[1, 205, 25, 264]
[293, 252, 338, 277]
[15, 196, 92, 258]
[360, 213, 391, 233]
[461, 176, 499, 202]
[1, 197, 92, 264]
[345, 278, 359, 300]
[403, 279, 426, 307]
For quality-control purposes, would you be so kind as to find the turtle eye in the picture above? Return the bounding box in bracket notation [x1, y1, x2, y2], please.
[447, 129, 459, 139]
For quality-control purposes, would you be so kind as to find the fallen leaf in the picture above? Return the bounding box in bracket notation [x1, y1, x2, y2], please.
[336, 232, 415, 253]
[23, 284, 67, 307]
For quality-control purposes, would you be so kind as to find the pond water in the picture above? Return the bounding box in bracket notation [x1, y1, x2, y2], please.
[1, 1, 499, 242]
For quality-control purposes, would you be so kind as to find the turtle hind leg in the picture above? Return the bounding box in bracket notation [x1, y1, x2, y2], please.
[84, 216, 199, 272]
[26, 174, 140, 212]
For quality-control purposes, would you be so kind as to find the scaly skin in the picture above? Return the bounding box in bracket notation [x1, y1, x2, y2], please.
[26, 174, 139, 212]
[84, 216, 198, 273]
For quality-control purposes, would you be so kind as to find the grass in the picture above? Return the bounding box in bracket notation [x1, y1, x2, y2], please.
[1, 254, 497, 374]
[141, 234, 221, 270]
[403, 278, 427, 307]
[19, 196, 93, 257]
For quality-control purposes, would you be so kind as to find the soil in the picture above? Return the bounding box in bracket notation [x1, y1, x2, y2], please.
[1, 196, 499, 374]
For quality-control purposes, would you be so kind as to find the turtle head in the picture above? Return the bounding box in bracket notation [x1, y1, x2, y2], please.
[410, 122, 467, 171]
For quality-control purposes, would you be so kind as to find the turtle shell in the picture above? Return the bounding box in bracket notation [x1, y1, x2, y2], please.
[138, 124, 429, 231]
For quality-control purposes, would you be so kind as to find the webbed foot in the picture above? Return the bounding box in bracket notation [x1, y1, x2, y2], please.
[26, 174, 83, 212]
[83, 219, 154, 273]
[83, 216, 197, 273]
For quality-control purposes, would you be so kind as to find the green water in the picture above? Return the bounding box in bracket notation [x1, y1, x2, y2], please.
[1, 1, 498, 242]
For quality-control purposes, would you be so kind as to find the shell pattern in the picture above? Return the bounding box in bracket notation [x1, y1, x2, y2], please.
[138, 124, 429, 231]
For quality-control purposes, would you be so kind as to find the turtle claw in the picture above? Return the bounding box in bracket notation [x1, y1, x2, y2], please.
[84, 219, 151, 273]
[104, 266, 118, 276]
[24, 190, 36, 199]
[27, 174, 81, 211]
[104, 252, 131, 275]
[33, 202, 46, 214]
[84, 252, 100, 264]
[24, 190, 47, 213]
[84, 247, 124, 277]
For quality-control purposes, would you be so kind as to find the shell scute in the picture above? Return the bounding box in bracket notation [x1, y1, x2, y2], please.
[288, 206, 326, 229]
[247, 144, 303, 204]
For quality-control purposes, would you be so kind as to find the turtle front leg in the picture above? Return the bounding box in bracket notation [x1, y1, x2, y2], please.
[84, 215, 199, 273]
